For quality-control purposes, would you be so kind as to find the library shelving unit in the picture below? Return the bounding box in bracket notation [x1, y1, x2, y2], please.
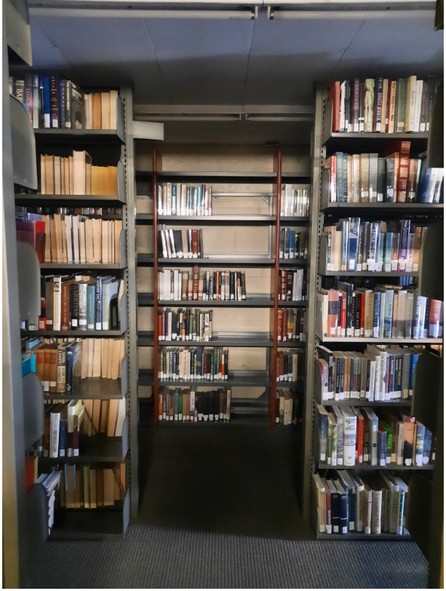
[15, 84, 134, 538]
[135, 144, 311, 431]
[134, 145, 155, 419]
[307, 81, 443, 539]
[3, 0, 40, 585]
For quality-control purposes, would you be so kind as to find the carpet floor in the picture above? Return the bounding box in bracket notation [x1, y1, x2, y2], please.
[28, 425, 429, 588]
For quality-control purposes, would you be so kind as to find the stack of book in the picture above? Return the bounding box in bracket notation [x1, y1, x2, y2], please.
[275, 388, 297, 426]
[158, 267, 247, 301]
[157, 182, 212, 216]
[315, 404, 434, 468]
[279, 227, 309, 259]
[39, 152, 119, 195]
[328, 75, 440, 134]
[278, 269, 307, 301]
[81, 398, 127, 438]
[313, 470, 409, 536]
[9, 74, 119, 131]
[316, 343, 421, 402]
[27, 336, 125, 394]
[323, 149, 443, 204]
[158, 227, 203, 258]
[277, 307, 306, 342]
[322, 217, 426, 273]
[317, 285, 443, 339]
[280, 184, 310, 217]
[61, 463, 126, 509]
[35, 274, 124, 333]
[16, 213, 123, 265]
[40, 400, 85, 458]
[158, 387, 231, 422]
[158, 347, 229, 381]
[158, 308, 213, 342]
[276, 350, 303, 382]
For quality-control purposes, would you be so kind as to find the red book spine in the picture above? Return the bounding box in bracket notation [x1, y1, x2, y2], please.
[356, 414, 364, 464]
[339, 291, 347, 337]
[277, 308, 283, 342]
[328, 81, 341, 132]
[327, 289, 340, 337]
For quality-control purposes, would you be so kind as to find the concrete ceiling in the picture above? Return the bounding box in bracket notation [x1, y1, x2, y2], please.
[25, 1, 444, 145]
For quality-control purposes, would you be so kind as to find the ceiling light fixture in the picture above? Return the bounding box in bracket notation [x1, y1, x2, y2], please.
[266, 0, 437, 19]
[28, 0, 259, 19]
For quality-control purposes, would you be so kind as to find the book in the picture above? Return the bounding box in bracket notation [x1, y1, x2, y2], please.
[313, 473, 327, 533]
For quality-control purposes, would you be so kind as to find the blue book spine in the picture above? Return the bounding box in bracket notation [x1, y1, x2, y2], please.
[289, 230, 296, 259]
[373, 291, 381, 338]
[65, 348, 73, 393]
[416, 162, 432, 203]
[408, 351, 420, 396]
[87, 283, 96, 330]
[95, 277, 104, 331]
[377, 429, 387, 467]
[383, 290, 394, 338]
[39, 75, 51, 128]
[59, 78, 66, 128]
[58, 417, 67, 458]
[398, 219, 411, 271]
[347, 217, 360, 271]
[331, 488, 340, 533]
[338, 488, 349, 534]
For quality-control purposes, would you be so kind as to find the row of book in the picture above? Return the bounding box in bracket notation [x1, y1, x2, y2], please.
[323, 149, 443, 204]
[39, 399, 84, 458]
[26, 336, 125, 393]
[279, 228, 308, 260]
[316, 405, 434, 468]
[156, 305, 307, 344]
[36, 274, 124, 333]
[16, 214, 123, 265]
[158, 308, 213, 342]
[158, 387, 231, 422]
[277, 307, 306, 342]
[158, 347, 229, 381]
[16, 205, 122, 218]
[316, 344, 421, 403]
[159, 227, 203, 258]
[322, 218, 426, 273]
[277, 350, 304, 382]
[82, 398, 126, 438]
[40, 152, 119, 196]
[275, 388, 298, 426]
[278, 268, 307, 302]
[10, 74, 119, 131]
[318, 284, 443, 340]
[158, 267, 247, 302]
[313, 470, 409, 536]
[157, 183, 213, 216]
[61, 463, 126, 510]
[33, 398, 127, 459]
[280, 185, 310, 218]
[328, 76, 440, 134]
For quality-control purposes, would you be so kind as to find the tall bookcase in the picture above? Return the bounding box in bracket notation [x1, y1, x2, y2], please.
[134, 144, 311, 448]
[14, 83, 135, 537]
[308, 81, 443, 540]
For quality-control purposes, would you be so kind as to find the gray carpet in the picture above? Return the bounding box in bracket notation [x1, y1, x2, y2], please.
[28, 425, 429, 588]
